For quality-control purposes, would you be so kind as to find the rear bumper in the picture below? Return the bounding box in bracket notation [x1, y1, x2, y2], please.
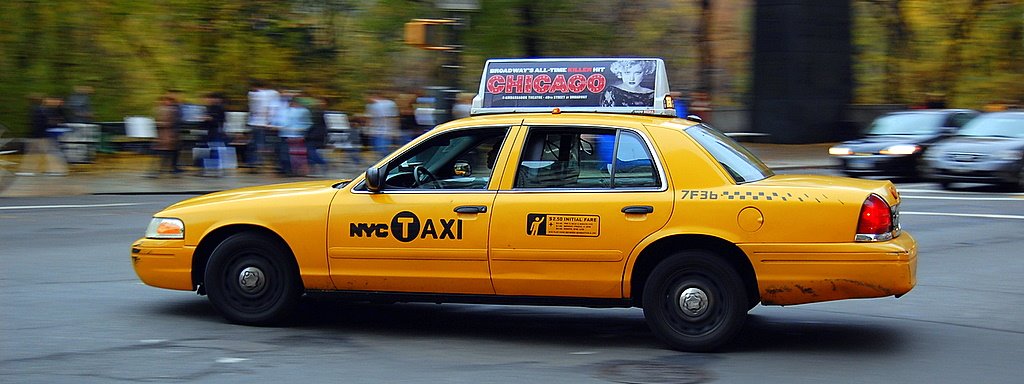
[740, 233, 917, 306]
[130, 237, 195, 291]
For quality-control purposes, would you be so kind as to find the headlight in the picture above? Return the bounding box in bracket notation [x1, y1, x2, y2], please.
[996, 149, 1023, 161]
[829, 146, 852, 156]
[146, 218, 185, 239]
[880, 144, 920, 155]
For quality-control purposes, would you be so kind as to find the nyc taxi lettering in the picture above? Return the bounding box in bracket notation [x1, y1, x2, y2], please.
[350, 211, 463, 242]
[527, 213, 600, 237]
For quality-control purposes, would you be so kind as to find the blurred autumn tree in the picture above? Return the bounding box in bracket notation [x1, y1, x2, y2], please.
[854, 0, 1023, 107]
[0, 0, 1020, 136]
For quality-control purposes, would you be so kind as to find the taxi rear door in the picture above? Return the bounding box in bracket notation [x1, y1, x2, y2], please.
[488, 123, 673, 298]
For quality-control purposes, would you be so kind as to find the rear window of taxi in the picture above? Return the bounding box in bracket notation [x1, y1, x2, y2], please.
[686, 125, 773, 183]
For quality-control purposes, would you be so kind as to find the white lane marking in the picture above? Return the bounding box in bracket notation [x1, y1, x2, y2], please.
[902, 211, 1024, 220]
[901, 195, 1024, 201]
[216, 357, 250, 364]
[899, 188, 1024, 196]
[0, 202, 147, 211]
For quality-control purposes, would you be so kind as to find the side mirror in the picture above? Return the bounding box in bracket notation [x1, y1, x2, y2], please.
[453, 161, 472, 177]
[365, 166, 385, 193]
[940, 126, 957, 135]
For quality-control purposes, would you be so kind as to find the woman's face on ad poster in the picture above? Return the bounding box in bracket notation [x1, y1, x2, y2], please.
[619, 64, 647, 90]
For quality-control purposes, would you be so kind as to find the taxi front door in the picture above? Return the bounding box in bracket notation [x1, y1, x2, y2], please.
[488, 126, 673, 298]
[326, 126, 512, 295]
[327, 191, 495, 294]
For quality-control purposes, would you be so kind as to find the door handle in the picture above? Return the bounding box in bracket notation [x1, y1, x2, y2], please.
[621, 205, 654, 214]
[454, 205, 487, 214]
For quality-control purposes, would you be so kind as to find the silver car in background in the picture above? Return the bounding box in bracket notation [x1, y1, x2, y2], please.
[924, 112, 1024, 190]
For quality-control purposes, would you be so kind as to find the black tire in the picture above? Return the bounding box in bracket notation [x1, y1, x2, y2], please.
[205, 233, 301, 325]
[1010, 163, 1024, 192]
[642, 250, 748, 352]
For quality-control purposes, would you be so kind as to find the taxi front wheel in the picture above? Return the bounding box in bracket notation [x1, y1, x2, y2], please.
[642, 251, 747, 352]
[205, 233, 301, 325]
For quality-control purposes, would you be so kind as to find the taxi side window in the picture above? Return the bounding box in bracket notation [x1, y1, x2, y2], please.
[383, 127, 509, 190]
[612, 131, 659, 188]
[515, 128, 660, 189]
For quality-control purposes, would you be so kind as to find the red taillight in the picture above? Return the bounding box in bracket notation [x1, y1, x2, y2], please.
[857, 194, 892, 236]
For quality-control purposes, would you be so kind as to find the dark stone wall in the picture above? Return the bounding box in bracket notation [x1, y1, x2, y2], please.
[752, 0, 852, 143]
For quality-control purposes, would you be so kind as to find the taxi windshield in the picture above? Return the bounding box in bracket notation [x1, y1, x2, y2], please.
[686, 125, 773, 184]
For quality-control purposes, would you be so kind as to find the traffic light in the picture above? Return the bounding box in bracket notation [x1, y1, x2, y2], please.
[404, 19, 456, 50]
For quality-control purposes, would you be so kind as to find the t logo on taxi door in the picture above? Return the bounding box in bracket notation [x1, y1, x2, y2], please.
[391, 211, 420, 242]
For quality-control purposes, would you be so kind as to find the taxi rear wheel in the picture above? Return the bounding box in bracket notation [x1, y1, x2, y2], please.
[205, 233, 301, 325]
[642, 251, 747, 352]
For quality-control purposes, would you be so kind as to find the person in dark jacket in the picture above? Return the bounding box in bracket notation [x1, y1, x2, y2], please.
[202, 92, 227, 144]
[304, 97, 330, 177]
[18, 95, 68, 176]
[198, 92, 228, 176]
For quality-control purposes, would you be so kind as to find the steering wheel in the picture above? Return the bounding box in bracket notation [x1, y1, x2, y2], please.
[412, 165, 438, 188]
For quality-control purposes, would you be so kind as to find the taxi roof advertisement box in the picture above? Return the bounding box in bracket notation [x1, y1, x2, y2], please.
[472, 58, 674, 116]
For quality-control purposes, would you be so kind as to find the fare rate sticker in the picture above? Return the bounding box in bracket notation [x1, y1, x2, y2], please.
[526, 213, 600, 237]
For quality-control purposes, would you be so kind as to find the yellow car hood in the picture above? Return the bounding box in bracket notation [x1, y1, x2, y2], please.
[164, 180, 348, 211]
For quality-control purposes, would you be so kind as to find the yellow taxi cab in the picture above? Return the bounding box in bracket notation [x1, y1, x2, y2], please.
[131, 58, 916, 352]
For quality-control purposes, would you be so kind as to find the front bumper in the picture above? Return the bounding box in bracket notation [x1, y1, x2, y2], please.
[741, 232, 918, 306]
[928, 160, 1021, 184]
[131, 237, 195, 291]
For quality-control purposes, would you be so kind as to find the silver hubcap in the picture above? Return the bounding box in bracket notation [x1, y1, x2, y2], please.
[678, 287, 710, 317]
[238, 266, 266, 293]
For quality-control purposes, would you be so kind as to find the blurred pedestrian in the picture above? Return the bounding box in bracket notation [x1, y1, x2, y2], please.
[452, 92, 473, 120]
[199, 92, 227, 176]
[365, 91, 399, 160]
[65, 85, 95, 123]
[245, 80, 280, 172]
[202, 92, 227, 145]
[397, 92, 420, 145]
[18, 95, 68, 176]
[925, 92, 947, 109]
[670, 91, 688, 118]
[150, 90, 183, 177]
[304, 97, 330, 177]
[276, 96, 311, 176]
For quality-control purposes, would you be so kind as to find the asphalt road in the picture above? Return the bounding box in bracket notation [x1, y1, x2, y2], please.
[1, 178, 1022, 383]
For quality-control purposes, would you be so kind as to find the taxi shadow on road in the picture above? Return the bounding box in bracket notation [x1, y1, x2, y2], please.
[150, 298, 906, 353]
[731, 313, 908, 354]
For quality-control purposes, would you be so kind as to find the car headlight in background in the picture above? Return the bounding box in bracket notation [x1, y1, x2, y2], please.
[879, 144, 921, 155]
[146, 218, 185, 239]
[829, 146, 852, 156]
[996, 149, 1023, 161]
